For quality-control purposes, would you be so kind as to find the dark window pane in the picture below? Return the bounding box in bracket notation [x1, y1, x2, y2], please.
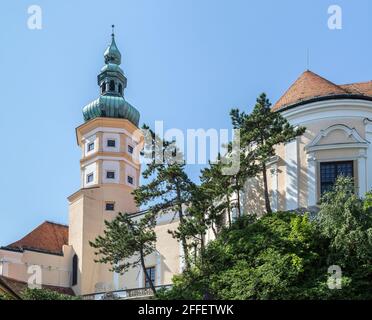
[118, 83, 123, 95]
[72, 255, 78, 286]
[145, 267, 156, 288]
[87, 173, 94, 183]
[127, 176, 134, 184]
[320, 161, 353, 195]
[109, 80, 115, 91]
[107, 171, 115, 179]
[105, 203, 115, 211]
[128, 145, 134, 154]
[107, 139, 116, 147]
[88, 142, 94, 152]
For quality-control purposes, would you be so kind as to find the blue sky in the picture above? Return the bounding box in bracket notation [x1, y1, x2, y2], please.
[0, 0, 371, 246]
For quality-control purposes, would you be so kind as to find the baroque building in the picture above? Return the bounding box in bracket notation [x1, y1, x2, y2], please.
[244, 70, 372, 215]
[0, 31, 181, 298]
[1, 33, 372, 299]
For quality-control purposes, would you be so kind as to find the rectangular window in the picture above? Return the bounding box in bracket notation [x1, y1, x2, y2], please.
[87, 142, 94, 152]
[105, 202, 115, 211]
[144, 267, 156, 288]
[128, 145, 134, 154]
[86, 173, 94, 183]
[107, 139, 116, 147]
[106, 171, 115, 179]
[127, 176, 134, 185]
[320, 161, 354, 195]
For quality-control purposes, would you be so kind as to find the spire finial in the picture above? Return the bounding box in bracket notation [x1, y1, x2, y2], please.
[306, 48, 310, 71]
[111, 24, 115, 38]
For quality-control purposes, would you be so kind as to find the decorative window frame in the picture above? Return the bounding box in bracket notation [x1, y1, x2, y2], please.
[305, 124, 369, 206]
[305, 124, 369, 153]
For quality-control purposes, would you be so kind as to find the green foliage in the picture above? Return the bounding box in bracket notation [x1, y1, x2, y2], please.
[134, 124, 196, 270]
[90, 211, 159, 294]
[90, 212, 156, 275]
[161, 178, 372, 300]
[319, 177, 372, 267]
[21, 288, 79, 300]
[0, 292, 14, 300]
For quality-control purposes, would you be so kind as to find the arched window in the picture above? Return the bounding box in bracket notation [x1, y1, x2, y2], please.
[72, 254, 78, 286]
[101, 83, 106, 94]
[109, 80, 115, 91]
[118, 83, 123, 95]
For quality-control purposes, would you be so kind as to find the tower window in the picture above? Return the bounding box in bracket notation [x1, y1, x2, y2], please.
[107, 139, 116, 147]
[128, 145, 134, 154]
[105, 202, 115, 211]
[87, 142, 94, 152]
[101, 83, 106, 94]
[118, 83, 123, 95]
[127, 176, 134, 185]
[106, 171, 115, 179]
[72, 255, 78, 286]
[86, 173, 94, 183]
[144, 266, 156, 288]
[109, 80, 115, 91]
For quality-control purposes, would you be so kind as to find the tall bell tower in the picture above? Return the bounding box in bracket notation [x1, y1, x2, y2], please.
[68, 27, 141, 296]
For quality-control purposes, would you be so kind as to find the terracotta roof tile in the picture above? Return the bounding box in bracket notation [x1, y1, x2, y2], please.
[340, 81, 372, 96]
[273, 70, 372, 111]
[4, 221, 68, 255]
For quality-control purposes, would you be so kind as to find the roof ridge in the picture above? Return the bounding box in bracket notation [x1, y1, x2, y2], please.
[44, 220, 68, 228]
[273, 70, 351, 111]
[305, 70, 348, 93]
[340, 80, 372, 86]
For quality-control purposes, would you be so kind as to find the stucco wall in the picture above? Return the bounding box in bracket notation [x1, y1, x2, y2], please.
[244, 99, 372, 215]
[0, 245, 73, 288]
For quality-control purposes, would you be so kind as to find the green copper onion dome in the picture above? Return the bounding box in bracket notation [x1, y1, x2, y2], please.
[82, 25, 140, 127]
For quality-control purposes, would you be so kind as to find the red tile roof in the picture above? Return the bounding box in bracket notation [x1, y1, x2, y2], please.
[340, 81, 372, 96]
[273, 70, 372, 111]
[4, 221, 68, 255]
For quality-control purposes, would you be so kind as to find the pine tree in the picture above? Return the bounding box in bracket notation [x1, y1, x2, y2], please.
[133, 125, 195, 271]
[89, 212, 158, 295]
[230, 93, 305, 214]
[200, 158, 234, 229]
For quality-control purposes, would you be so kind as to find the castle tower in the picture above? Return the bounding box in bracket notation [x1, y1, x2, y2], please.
[68, 27, 141, 296]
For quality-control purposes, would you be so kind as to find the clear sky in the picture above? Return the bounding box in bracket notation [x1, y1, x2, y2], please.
[0, 0, 371, 246]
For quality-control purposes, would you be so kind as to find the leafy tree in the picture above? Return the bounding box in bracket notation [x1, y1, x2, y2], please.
[159, 195, 372, 300]
[133, 125, 195, 270]
[318, 176, 372, 284]
[21, 288, 79, 300]
[90, 212, 158, 295]
[230, 93, 305, 214]
[158, 212, 326, 300]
